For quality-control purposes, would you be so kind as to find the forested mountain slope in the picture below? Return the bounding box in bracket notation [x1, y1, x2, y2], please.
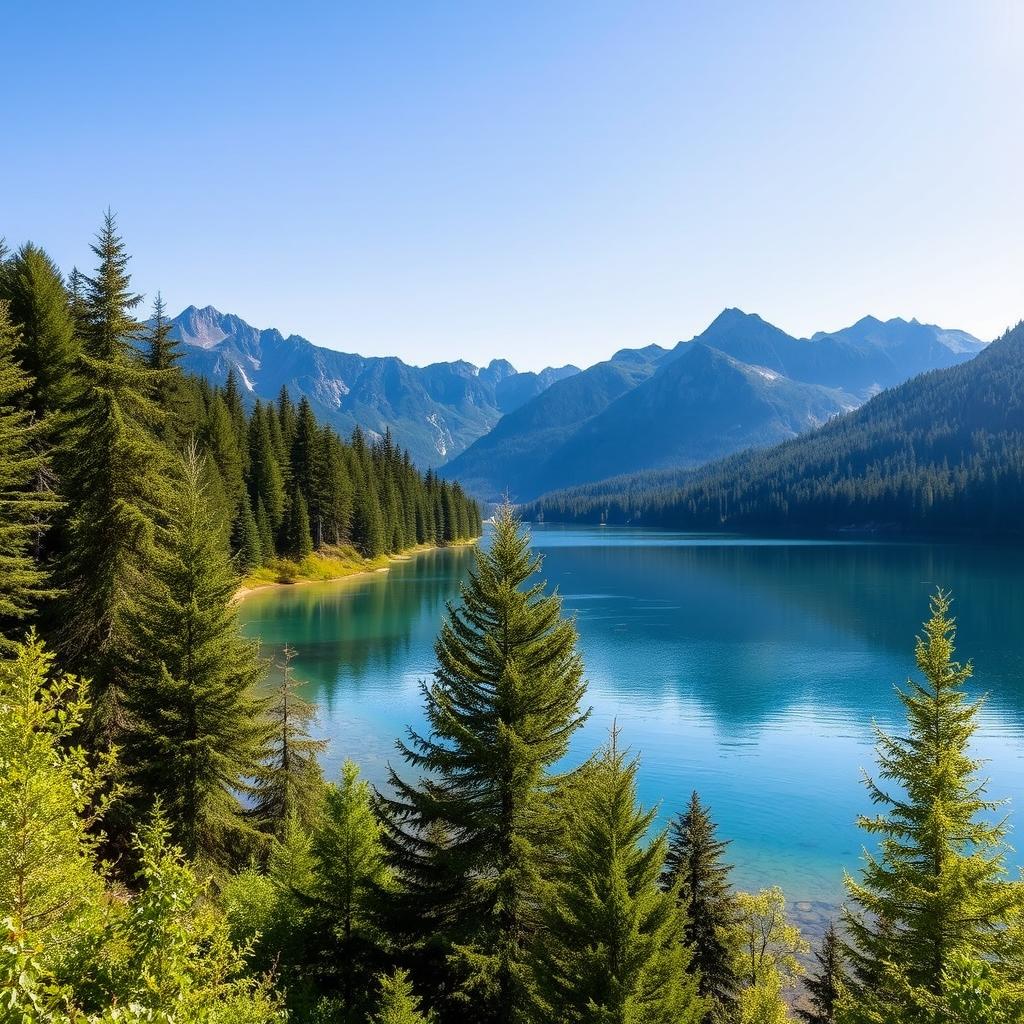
[444, 309, 982, 503]
[168, 304, 578, 468]
[528, 321, 1024, 536]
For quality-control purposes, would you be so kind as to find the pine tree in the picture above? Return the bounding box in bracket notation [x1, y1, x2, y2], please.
[250, 645, 327, 838]
[120, 444, 270, 866]
[798, 922, 845, 1024]
[249, 402, 286, 529]
[0, 242, 81, 422]
[144, 291, 179, 370]
[206, 393, 247, 514]
[287, 487, 314, 559]
[536, 729, 707, 1024]
[255, 496, 276, 562]
[662, 791, 739, 1020]
[312, 759, 391, 1015]
[56, 211, 174, 741]
[842, 591, 1024, 1021]
[0, 301, 55, 646]
[235, 492, 263, 571]
[371, 969, 435, 1024]
[378, 503, 589, 1023]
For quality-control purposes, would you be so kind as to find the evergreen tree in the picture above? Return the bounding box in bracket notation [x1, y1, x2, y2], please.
[250, 402, 286, 529]
[223, 366, 250, 475]
[662, 791, 739, 1020]
[798, 922, 845, 1024]
[0, 301, 54, 646]
[287, 486, 314, 559]
[536, 729, 707, 1024]
[312, 759, 391, 1015]
[255, 495, 276, 562]
[371, 969, 435, 1024]
[56, 211, 174, 741]
[379, 503, 589, 1023]
[0, 242, 81, 422]
[120, 444, 270, 866]
[250, 645, 327, 838]
[206, 393, 247, 513]
[235, 492, 263, 571]
[144, 291, 179, 370]
[842, 591, 1024, 1021]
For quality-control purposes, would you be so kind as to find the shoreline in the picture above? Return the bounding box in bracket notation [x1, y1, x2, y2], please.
[233, 539, 478, 603]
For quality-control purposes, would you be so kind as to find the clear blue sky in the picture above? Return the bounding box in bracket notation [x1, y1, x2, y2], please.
[4, 2, 1023, 370]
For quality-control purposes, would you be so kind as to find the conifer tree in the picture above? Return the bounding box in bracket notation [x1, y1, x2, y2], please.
[235, 492, 263, 571]
[536, 730, 707, 1024]
[0, 242, 81, 422]
[255, 496, 276, 562]
[223, 366, 250, 475]
[145, 291, 179, 371]
[250, 402, 286, 529]
[206, 393, 247, 514]
[662, 791, 739, 1020]
[842, 590, 1024, 1021]
[56, 211, 174, 740]
[250, 645, 327, 838]
[379, 503, 589, 1023]
[312, 759, 391, 1015]
[371, 969, 435, 1024]
[0, 302, 54, 645]
[120, 444, 270, 866]
[798, 922, 845, 1024]
[287, 486, 314, 559]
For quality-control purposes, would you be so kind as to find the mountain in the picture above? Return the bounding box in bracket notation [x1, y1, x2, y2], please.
[528, 321, 1024, 537]
[166, 305, 579, 468]
[442, 309, 985, 502]
[436, 341, 675, 500]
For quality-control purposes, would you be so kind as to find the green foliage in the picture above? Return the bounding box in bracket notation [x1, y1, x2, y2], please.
[798, 922, 845, 1024]
[732, 887, 808, 1022]
[0, 634, 110, 957]
[120, 444, 270, 866]
[370, 969, 435, 1024]
[0, 301, 56, 645]
[56, 212, 176, 742]
[536, 730, 707, 1024]
[662, 790, 739, 1020]
[842, 591, 1024, 1020]
[250, 645, 328, 838]
[379, 504, 588, 1022]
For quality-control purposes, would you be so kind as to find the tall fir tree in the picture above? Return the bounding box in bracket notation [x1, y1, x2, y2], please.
[536, 729, 707, 1024]
[56, 211, 174, 741]
[120, 444, 270, 866]
[378, 503, 589, 1024]
[842, 590, 1024, 1022]
[250, 645, 327, 838]
[798, 922, 845, 1024]
[0, 300, 56, 648]
[661, 791, 740, 1021]
[287, 486, 314, 559]
[312, 760, 391, 1016]
[235, 492, 263, 571]
[0, 242, 81, 423]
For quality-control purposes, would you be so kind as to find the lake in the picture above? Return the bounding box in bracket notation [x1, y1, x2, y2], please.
[238, 526, 1024, 919]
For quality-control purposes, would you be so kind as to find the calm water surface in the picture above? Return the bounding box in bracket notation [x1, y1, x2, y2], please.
[238, 527, 1024, 908]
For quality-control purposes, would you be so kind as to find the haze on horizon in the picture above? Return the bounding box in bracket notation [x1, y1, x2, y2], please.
[5, 1, 1024, 371]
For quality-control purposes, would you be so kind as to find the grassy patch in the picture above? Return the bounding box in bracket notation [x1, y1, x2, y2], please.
[240, 545, 390, 589]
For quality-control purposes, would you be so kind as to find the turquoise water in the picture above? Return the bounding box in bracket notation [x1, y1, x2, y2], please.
[238, 527, 1024, 907]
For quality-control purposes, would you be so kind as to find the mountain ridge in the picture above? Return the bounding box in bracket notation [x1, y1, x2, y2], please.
[441, 309, 985, 501]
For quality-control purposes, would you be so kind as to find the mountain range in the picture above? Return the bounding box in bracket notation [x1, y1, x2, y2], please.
[527, 318, 1024, 537]
[166, 305, 578, 469]
[440, 309, 986, 501]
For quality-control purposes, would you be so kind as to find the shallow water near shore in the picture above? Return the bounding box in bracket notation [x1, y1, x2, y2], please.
[238, 525, 1024, 917]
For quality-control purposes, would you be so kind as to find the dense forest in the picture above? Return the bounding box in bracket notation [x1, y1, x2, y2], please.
[526, 322, 1024, 537]
[2, 216, 1024, 1024]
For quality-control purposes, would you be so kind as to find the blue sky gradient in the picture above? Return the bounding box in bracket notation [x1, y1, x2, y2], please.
[4, 1, 1023, 369]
